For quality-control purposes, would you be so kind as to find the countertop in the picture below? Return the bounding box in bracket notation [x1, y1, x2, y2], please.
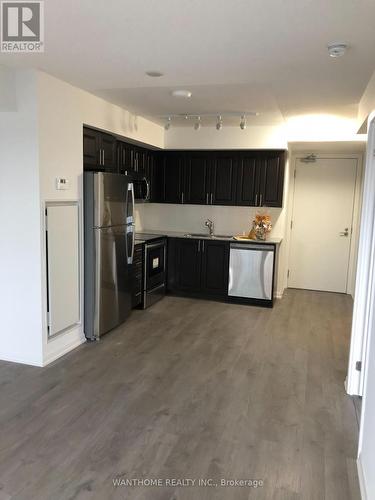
[137, 229, 282, 245]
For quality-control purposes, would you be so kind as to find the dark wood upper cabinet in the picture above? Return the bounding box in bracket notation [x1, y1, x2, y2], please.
[184, 154, 210, 204]
[236, 155, 259, 206]
[83, 127, 117, 172]
[200, 240, 229, 295]
[83, 127, 285, 208]
[117, 141, 135, 173]
[100, 133, 117, 172]
[210, 155, 237, 205]
[163, 153, 184, 204]
[258, 152, 285, 207]
[83, 128, 101, 169]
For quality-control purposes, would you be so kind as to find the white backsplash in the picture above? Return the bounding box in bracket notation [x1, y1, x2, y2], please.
[135, 203, 285, 238]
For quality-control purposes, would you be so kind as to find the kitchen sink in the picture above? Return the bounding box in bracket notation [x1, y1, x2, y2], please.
[184, 233, 212, 238]
[184, 233, 234, 240]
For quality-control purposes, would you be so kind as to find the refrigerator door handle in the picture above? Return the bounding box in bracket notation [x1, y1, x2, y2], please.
[126, 182, 135, 224]
[127, 224, 135, 264]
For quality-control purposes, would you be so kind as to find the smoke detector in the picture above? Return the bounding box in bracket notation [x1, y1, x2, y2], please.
[327, 43, 348, 58]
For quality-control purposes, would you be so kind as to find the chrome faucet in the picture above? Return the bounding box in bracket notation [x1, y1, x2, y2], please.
[205, 219, 214, 236]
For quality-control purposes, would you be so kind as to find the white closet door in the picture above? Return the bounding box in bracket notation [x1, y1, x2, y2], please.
[46, 203, 80, 337]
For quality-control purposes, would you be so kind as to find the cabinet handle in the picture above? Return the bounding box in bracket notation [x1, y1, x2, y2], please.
[99, 149, 102, 166]
[123, 149, 125, 166]
[260, 194, 263, 206]
[181, 192, 184, 204]
[206, 193, 209, 204]
[102, 149, 105, 166]
[210, 193, 213, 205]
[255, 193, 258, 206]
[198, 240, 201, 252]
[202, 240, 205, 252]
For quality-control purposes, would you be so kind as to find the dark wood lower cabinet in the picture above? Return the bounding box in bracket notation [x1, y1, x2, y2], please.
[168, 238, 229, 298]
[200, 240, 230, 296]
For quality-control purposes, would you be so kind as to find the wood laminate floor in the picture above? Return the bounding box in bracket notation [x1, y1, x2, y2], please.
[0, 290, 360, 500]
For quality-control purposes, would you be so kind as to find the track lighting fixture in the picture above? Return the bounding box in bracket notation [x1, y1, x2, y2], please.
[159, 112, 258, 130]
[164, 116, 171, 131]
[194, 116, 201, 130]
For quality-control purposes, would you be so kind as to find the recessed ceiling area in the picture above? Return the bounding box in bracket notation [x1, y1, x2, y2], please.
[1, 0, 375, 127]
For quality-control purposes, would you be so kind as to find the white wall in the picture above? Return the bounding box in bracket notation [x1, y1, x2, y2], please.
[0, 70, 44, 366]
[356, 112, 375, 500]
[164, 125, 287, 150]
[358, 70, 375, 132]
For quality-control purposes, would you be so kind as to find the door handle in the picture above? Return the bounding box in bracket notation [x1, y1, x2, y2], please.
[259, 194, 263, 206]
[340, 228, 349, 237]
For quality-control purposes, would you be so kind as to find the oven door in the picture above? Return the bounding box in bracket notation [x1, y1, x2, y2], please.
[145, 240, 166, 291]
[133, 176, 150, 202]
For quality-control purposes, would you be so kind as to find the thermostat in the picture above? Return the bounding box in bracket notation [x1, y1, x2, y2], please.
[56, 177, 69, 190]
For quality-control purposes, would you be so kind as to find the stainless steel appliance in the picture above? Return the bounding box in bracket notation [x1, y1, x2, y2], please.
[131, 172, 150, 203]
[228, 243, 275, 302]
[84, 172, 135, 340]
[135, 234, 167, 308]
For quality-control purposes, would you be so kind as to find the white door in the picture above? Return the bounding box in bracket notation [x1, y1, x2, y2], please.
[289, 157, 357, 293]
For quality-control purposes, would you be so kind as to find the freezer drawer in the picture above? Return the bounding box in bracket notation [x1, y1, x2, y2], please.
[228, 243, 274, 300]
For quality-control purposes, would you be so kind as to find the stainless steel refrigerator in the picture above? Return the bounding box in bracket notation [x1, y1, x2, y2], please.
[84, 172, 135, 340]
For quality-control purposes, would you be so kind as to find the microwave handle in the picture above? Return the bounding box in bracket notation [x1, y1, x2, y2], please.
[145, 178, 150, 201]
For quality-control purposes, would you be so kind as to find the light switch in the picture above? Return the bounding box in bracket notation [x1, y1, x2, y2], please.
[56, 177, 69, 190]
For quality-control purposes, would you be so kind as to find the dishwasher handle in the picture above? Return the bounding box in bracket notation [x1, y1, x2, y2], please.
[230, 243, 274, 252]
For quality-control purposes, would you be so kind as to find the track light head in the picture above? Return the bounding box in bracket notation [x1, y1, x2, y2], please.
[216, 115, 223, 131]
[240, 115, 247, 130]
[194, 116, 201, 130]
[164, 117, 171, 130]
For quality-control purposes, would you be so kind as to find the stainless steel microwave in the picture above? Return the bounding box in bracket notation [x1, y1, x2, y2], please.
[130, 173, 150, 203]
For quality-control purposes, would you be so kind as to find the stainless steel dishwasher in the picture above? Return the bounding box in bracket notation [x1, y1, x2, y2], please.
[228, 243, 275, 302]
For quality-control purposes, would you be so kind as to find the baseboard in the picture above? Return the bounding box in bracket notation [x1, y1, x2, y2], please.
[0, 353, 43, 367]
[357, 454, 368, 500]
[43, 336, 86, 366]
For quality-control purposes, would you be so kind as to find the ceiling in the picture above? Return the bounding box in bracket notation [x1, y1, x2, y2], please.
[1, 0, 375, 127]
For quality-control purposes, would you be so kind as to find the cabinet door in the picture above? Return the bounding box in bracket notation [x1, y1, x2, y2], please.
[185, 153, 210, 204]
[258, 152, 285, 207]
[163, 153, 184, 204]
[83, 128, 101, 170]
[211, 155, 237, 205]
[201, 240, 229, 296]
[236, 155, 259, 206]
[149, 153, 165, 202]
[174, 239, 202, 292]
[101, 133, 117, 172]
